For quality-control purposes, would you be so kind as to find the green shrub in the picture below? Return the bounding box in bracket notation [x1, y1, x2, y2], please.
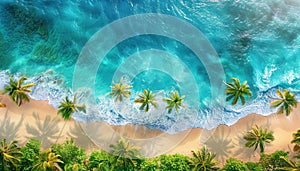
[259, 150, 290, 170]
[88, 150, 114, 171]
[157, 154, 191, 171]
[140, 158, 159, 171]
[222, 158, 248, 171]
[245, 162, 263, 171]
[19, 139, 41, 171]
[51, 138, 87, 170]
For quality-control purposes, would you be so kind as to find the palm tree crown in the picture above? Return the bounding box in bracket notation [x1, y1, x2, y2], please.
[243, 125, 274, 153]
[270, 89, 297, 116]
[110, 77, 132, 102]
[163, 91, 185, 113]
[278, 156, 300, 171]
[190, 147, 218, 171]
[134, 89, 158, 112]
[32, 148, 63, 171]
[3, 76, 35, 106]
[0, 139, 22, 171]
[109, 138, 141, 170]
[57, 94, 86, 120]
[224, 78, 252, 105]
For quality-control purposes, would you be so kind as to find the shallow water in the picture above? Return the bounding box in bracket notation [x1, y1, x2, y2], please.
[0, 0, 299, 133]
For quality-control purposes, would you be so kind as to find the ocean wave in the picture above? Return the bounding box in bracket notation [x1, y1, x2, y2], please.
[1, 70, 299, 134]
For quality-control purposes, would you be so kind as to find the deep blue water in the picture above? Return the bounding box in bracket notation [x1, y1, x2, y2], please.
[0, 0, 300, 133]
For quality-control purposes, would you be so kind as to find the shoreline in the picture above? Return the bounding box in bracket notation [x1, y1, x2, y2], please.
[0, 95, 299, 165]
[0, 69, 287, 134]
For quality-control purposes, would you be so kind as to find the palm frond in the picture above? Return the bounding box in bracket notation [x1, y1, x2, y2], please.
[225, 78, 252, 106]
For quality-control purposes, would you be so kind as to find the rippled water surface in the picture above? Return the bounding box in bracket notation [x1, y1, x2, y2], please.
[0, 0, 299, 133]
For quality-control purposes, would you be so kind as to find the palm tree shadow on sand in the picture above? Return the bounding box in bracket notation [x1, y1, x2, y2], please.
[204, 127, 235, 164]
[0, 110, 24, 142]
[67, 122, 97, 150]
[234, 115, 273, 159]
[26, 112, 60, 148]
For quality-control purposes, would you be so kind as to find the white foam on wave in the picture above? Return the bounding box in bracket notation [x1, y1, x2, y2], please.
[1, 70, 299, 134]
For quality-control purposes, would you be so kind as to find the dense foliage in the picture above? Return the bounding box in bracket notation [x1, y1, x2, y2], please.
[51, 139, 87, 170]
[221, 158, 248, 171]
[1, 75, 300, 170]
[1, 133, 300, 171]
[259, 150, 290, 170]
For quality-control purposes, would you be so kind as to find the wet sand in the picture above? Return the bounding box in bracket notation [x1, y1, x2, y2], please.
[0, 95, 299, 165]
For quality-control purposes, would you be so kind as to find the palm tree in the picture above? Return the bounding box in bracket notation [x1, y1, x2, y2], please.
[270, 89, 297, 116]
[278, 156, 300, 171]
[109, 138, 141, 170]
[0, 103, 6, 107]
[110, 77, 132, 102]
[2, 76, 35, 106]
[163, 91, 185, 113]
[134, 89, 158, 112]
[0, 139, 22, 171]
[291, 130, 300, 158]
[57, 94, 86, 120]
[224, 78, 252, 105]
[243, 125, 274, 153]
[190, 147, 218, 171]
[32, 148, 63, 171]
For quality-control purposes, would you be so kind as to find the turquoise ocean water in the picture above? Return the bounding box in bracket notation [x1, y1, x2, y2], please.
[0, 0, 300, 133]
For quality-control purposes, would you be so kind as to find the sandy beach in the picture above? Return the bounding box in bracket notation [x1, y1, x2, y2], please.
[0, 94, 299, 165]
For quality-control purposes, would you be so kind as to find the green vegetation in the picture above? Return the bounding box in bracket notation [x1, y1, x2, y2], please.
[243, 125, 274, 153]
[32, 148, 64, 171]
[259, 150, 290, 170]
[190, 147, 218, 171]
[224, 78, 252, 105]
[0, 139, 22, 171]
[109, 79, 187, 114]
[291, 129, 300, 159]
[245, 162, 263, 171]
[2, 76, 35, 106]
[156, 154, 191, 171]
[270, 89, 298, 116]
[163, 91, 185, 113]
[110, 77, 132, 102]
[2, 72, 300, 171]
[51, 139, 87, 170]
[19, 139, 41, 171]
[88, 150, 114, 171]
[134, 89, 158, 112]
[109, 138, 142, 171]
[279, 156, 300, 170]
[57, 95, 86, 120]
[1, 134, 300, 171]
[221, 158, 248, 171]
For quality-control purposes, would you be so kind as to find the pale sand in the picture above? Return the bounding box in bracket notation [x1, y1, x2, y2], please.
[0, 94, 299, 165]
